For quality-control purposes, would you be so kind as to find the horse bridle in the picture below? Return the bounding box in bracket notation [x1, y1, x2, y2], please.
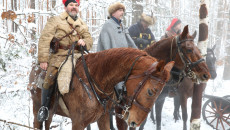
[116, 58, 166, 119]
[171, 36, 205, 81]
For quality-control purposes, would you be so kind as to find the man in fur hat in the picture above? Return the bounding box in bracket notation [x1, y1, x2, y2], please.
[97, 2, 137, 51]
[37, 0, 93, 122]
[128, 13, 156, 50]
[97, 2, 137, 129]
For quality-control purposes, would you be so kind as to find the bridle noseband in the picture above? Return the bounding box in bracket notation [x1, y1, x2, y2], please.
[171, 36, 205, 81]
[117, 59, 166, 119]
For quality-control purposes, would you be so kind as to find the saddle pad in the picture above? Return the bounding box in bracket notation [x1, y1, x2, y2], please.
[57, 53, 81, 95]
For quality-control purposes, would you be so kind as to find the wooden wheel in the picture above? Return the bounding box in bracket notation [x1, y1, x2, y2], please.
[202, 98, 230, 130]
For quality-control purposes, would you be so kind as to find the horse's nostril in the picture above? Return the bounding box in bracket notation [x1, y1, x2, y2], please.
[130, 121, 137, 128]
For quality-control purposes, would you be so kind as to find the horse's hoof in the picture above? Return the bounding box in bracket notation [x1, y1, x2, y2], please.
[37, 106, 49, 122]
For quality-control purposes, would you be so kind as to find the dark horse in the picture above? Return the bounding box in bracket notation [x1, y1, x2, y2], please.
[28, 48, 175, 129]
[171, 45, 217, 130]
[115, 25, 211, 130]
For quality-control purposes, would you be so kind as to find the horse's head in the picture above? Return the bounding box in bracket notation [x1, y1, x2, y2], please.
[121, 59, 174, 127]
[173, 25, 211, 83]
[206, 45, 217, 79]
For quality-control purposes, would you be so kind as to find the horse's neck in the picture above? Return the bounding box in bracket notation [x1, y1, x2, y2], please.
[145, 38, 176, 62]
[89, 58, 132, 91]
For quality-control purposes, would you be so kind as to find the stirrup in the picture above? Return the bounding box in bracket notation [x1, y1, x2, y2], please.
[37, 106, 49, 122]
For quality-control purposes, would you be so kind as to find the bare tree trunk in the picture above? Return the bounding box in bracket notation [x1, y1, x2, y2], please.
[52, 0, 56, 8]
[197, 0, 209, 55]
[31, 0, 35, 9]
[131, 0, 143, 25]
[223, 2, 230, 80]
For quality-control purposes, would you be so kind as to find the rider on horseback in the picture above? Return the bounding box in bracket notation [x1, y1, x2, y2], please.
[37, 0, 93, 122]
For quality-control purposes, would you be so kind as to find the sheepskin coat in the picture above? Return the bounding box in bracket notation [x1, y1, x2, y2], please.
[38, 11, 93, 67]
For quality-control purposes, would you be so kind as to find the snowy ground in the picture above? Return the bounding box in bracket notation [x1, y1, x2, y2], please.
[0, 66, 229, 130]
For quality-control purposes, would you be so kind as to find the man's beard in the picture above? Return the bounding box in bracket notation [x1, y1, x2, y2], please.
[67, 10, 78, 21]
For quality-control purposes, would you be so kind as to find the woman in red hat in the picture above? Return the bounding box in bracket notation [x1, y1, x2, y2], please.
[161, 18, 182, 39]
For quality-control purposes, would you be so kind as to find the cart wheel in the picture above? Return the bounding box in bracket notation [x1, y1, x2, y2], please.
[202, 98, 230, 130]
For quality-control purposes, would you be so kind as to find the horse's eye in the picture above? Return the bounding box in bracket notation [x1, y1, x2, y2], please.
[147, 88, 154, 96]
[187, 49, 192, 53]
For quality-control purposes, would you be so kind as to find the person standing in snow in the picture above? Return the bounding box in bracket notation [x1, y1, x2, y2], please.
[37, 0, 93, 122]
[97, 2, 137, 51]
[128, 13, 156, 50]
[96, 2, 137, 130]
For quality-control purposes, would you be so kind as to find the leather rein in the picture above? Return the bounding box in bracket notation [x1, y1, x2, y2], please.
[116, 60, 166, 119]
[67, 46, 166, 118]
[168, 36, 205, 85]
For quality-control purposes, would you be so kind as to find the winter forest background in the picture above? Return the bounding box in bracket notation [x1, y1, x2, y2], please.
[0, 0, 230, 129]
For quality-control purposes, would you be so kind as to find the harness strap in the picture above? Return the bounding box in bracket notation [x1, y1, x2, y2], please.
[133, 100, 151, 113]
[79, 45, 105, 106]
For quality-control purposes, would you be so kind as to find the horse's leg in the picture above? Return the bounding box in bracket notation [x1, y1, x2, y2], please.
[97, 112, 110, 130]
[31, 90, 43, 129]
[33, 117, 43, 129]
[87, 125, 91, 130]
[180, 96, 188, 130]
[115, 106, 128, 130]
[150, 106, 155, 124]
[155, 92, 167, 130]
[173, 94, 181, 122]
[44, 112, 53, 130]
[109, 108, 115, 130]
[190, 83, 206, 130]
[72, 120, 85, 130]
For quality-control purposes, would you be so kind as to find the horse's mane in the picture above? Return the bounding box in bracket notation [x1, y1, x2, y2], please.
[144, 36, 174, 59]
[86, 47, 148, 70]
[82, 48, 152, 85]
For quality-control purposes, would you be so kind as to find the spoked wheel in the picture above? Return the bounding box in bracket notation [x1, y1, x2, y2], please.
[202, 98, 230, 130]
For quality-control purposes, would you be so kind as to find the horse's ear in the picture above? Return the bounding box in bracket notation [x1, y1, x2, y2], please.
[181, 25, 189, 39]
[156, 60, 165, 72]
[162, 61, 175, 82]
[192, 30, 197, 39]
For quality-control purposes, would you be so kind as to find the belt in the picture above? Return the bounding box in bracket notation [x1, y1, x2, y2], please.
[59, 44, 79, 50]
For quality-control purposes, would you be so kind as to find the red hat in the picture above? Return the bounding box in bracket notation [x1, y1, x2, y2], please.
[63, 0, 80, 7]
[166, 18, 181, 31]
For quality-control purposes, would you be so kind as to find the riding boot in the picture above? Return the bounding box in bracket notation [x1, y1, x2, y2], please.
[37, 87, 53, 122]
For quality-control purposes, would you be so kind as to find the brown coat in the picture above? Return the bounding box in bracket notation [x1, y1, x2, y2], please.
[38, 11, 93, 67]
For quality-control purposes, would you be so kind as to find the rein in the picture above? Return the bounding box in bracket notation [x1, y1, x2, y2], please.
[70, 48, 165, 118]
[168, 36, 205, 85]
[116, 62, 166, 119]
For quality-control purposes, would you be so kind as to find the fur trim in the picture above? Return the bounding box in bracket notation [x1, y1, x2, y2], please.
[108, 2, 125, 17]
[140, 13, 156, 25]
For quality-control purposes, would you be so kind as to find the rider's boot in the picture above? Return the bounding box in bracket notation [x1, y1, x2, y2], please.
[37, 87, 53, 122]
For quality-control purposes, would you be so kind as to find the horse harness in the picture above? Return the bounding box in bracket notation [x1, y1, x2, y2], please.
[115, 58, 166, 119]
[66, 46, 167, 118]
[168, 35, 205, 86]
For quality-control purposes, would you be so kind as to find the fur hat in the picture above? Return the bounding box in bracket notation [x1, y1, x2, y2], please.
[140, 13, 156, 25]
[63, 0, 80, 7]
[108, 2, 125, 17]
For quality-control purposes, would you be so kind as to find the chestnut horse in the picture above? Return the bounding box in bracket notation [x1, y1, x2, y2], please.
[115, 25, 211, 130]
[28, 48, 174, 129]
[172, 45, 217, 130]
